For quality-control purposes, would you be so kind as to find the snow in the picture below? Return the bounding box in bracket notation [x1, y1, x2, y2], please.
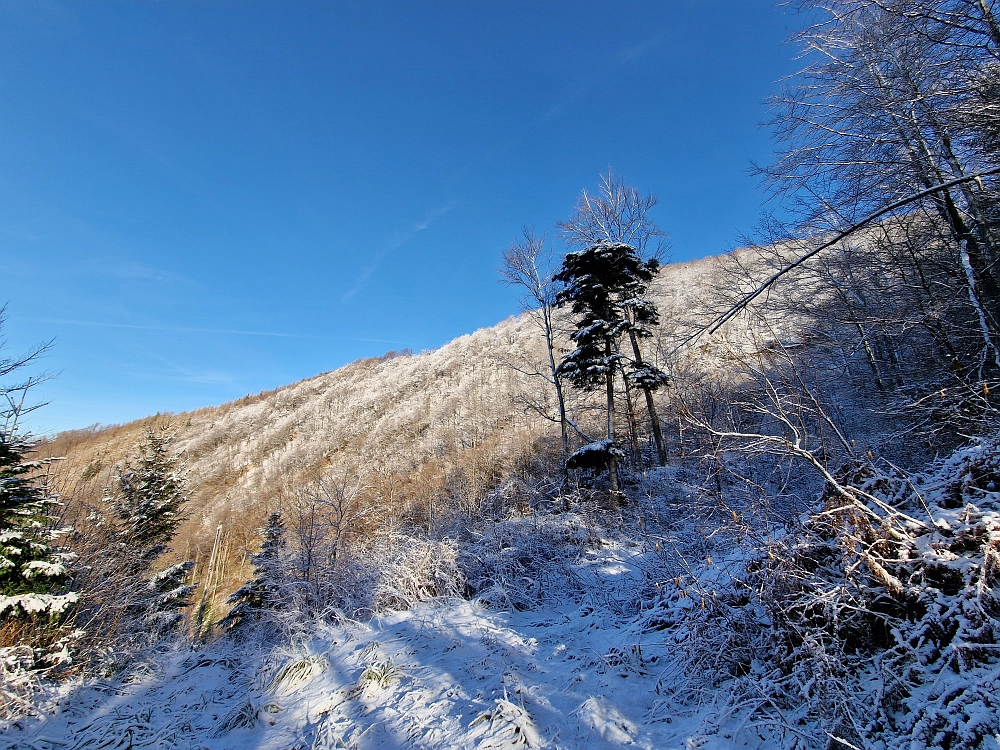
[21, 562, 67, 580]
[571, 440, 615, 455]
[3, 540, 771, 749]
[0, 592, 77, 617]
[12, 437, 999, 748]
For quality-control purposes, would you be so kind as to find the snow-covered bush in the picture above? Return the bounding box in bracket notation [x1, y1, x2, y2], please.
[459, 513, 596, 611]
[141, 561, 196, 636]
[566, 440, 626, 473]
[367, 532, 464, 612]
[668, 439, 1000, 749]
[223, 493, 465, 628]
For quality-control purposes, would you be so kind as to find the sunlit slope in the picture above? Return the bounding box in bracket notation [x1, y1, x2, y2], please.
[46, 311, 548, 526]
[39, 250, 764, 571]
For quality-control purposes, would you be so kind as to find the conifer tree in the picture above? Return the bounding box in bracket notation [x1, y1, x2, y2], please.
[0, 429, 75, 619]
[141, 560, 195, 635]
[559, 172, 671, 464]
[106, 428, 188, 564]
[219, 512, 286, 631]
[0, 321, 74, 621]
[554, 241, 664, 492]
[102, 427, 194, 637]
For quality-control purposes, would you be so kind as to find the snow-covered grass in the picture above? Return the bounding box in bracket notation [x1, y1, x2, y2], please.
[7, 434, 1000, 748]
[2, 501, 777, 750]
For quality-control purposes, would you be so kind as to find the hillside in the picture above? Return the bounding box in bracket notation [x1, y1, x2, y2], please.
[38, 253, 734, 604]
[12, 228, 998, 749]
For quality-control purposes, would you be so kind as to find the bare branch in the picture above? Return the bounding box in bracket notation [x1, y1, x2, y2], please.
[688, 168, 1000, 344]
[558, 168, 669, 261]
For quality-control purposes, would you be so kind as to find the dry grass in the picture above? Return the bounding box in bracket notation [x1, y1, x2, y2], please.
[34, 248, 812, 621]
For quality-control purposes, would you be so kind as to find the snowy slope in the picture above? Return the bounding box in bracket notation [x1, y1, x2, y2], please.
[3, 531, 766, 750]
[36, 251, 752, 610]
[37, 249, 766, 557]
[8, 245, 897, 749]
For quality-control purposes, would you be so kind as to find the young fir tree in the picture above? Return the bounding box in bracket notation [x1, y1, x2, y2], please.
[141, 560, 196, 635]
[554, 240, 665, 493]
[218, 512, 286, 631]
[106, 428, 189, 563]
[0, 428, 75, 619]
[103, 428, 195, 637]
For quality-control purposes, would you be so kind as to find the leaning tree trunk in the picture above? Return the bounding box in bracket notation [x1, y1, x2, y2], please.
[869, 61, 1000, 367]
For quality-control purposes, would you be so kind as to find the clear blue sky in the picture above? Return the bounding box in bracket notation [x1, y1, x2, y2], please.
[2, 1, 801, 435]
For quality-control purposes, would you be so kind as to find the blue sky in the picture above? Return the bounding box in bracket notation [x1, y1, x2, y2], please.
[2, 1, 801, 435]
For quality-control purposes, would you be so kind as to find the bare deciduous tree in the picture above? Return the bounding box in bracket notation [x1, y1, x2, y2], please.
[499, 230, 575, 502]
[287, 472, 374, 614]
[762, 0, 1000, 371]
[558, 169, 668, 259]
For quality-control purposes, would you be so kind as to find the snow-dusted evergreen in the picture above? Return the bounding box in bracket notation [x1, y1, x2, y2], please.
[0, 325, 80, 725]
[558, 173, 671, 465]
[0, 430, 73, 620]
[555, 240, 664, 492]
[218, 512, 286, 631]
[98, 428, 195, 641]
[104, 427, 189, 563]
[0, 323, 73, 625]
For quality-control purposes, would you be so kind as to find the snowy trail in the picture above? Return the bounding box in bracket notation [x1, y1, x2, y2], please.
[4, 542, 763, 750]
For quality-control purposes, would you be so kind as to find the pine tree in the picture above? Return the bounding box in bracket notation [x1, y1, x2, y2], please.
[0, 428, 75, 619]
[559, 171, 671, 464]
[218, 512, 286, 631]
[106, 428, 188, 564]
[554, 241, 665, 492]
[102, 427, 194, 638]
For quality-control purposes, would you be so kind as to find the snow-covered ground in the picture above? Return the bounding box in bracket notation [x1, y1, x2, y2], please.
[3, 538, 765, 750]
[14, 438, 1000, 749]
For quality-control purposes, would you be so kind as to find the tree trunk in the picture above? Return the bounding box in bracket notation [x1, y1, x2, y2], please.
[620, 362, 642, 467]
[542, 306, 572, 509]
[627, 328, 668, 465]
[605, 339, 621, 495]
[979, 0, 1000, 47]
[869, 62, 1000, 355]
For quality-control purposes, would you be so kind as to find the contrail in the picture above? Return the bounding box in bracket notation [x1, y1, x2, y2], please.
[19, 318, 408, 345]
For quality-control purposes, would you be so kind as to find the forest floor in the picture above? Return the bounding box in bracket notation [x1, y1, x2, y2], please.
[1, 528, 775, 750]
